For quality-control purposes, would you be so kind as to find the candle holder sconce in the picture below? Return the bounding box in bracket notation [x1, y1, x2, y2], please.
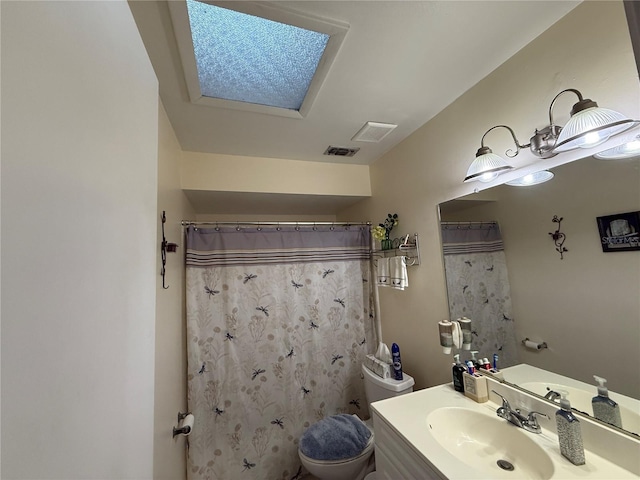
[548, 215, 568, 259]
[161, 211, 179, 289]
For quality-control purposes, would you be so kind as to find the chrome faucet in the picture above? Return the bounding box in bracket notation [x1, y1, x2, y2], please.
[492, 390, 549, 434]
[544, 387, 561, 401]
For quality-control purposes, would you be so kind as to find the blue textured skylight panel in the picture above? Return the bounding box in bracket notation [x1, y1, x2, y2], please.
[186, 0, 330, 111]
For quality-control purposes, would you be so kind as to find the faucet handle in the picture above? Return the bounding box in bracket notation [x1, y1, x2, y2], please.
[526, 411, 549, 428]
[491, 390, 511, 410]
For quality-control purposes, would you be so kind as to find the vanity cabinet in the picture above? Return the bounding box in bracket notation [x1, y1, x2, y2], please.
[371, 381, 640, 480]
[372, 410, 442, 480]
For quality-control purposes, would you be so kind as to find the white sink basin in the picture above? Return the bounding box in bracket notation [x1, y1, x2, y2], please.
[520, 382, 640, 433]
[427, 407, 554, 479]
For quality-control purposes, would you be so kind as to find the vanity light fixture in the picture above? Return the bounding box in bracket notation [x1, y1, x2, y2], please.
[465, 88, 639, 183]
[594, 134, 640, 159]
[505, 170, 554, 187]
[463, 125, 520, 183]
[551, 89, 639, 152]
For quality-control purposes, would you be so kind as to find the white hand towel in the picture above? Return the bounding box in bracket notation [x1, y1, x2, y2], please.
[389, 256, 409, 290]
[376, 257, 390, 287]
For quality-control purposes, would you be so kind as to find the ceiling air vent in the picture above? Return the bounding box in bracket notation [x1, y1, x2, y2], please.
[324, 146, 360, 157]
[351, 121, 398, 142]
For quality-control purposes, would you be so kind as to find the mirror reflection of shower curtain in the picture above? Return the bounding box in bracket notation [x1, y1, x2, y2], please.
[184, 225, 376, 480]
[441, 222, 518, 367]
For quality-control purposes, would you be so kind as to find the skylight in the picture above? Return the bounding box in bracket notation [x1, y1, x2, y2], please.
[186, 0, 329, 111]
[168, 1, 348, 118]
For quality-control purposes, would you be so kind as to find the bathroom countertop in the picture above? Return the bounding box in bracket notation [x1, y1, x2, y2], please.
[370, 382, 640, 479]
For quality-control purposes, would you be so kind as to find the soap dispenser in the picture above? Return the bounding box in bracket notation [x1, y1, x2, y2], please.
[469, 350, 482, 370]
[592, 375, 622, 428]
[452, 354, 465, 392]
[555, 391, 585, 465]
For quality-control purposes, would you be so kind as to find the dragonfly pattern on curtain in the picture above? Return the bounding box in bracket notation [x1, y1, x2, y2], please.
[185, 225, 376, 480]
[441, 222, 518, 367]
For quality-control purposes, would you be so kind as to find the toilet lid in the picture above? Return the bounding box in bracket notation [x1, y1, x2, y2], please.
[299, 414, 372, 461]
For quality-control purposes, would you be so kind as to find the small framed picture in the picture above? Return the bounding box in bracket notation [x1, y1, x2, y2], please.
[596, 211, 640, 252]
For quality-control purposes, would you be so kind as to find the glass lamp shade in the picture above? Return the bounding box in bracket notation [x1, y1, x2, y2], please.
[554, 105, 639, 152]
[594, 136, 640, 160]
[464, 150, 513, 183]
[505, 170, 554, 186]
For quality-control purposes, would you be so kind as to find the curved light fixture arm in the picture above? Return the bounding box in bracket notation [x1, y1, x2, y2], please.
[547, 88, 583, 128]
[481, 124, 530, 158]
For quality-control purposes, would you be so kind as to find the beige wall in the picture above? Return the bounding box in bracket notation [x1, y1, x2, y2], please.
[182, 152, 371, 197]
[1, 1, 159, 477]
[154, 103, 196, 478]
[442, 157, 640, 398]
[339, 1, 639, 390]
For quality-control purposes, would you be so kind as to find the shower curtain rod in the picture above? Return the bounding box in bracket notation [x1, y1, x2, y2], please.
[181, 220, 371, 227]
[441, 221, 496, 225]
[441, 221, 497, 228]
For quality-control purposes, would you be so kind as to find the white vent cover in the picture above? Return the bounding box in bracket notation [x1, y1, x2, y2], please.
[351, 121, 398, 143]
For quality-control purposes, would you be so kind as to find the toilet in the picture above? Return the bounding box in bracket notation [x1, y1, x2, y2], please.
[298, 363, 415, 480]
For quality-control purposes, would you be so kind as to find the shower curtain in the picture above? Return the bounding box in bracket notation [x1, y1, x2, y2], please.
[185, 225, 376, 480]
[441, 222, 518, 367]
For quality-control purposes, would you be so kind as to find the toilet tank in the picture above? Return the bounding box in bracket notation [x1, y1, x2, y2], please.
[362, 364, 415, 404]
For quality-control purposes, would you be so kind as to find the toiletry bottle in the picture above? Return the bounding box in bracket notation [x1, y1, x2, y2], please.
[482, 358, 491, 370]
[592, 375, 622, 428]
[493, 353, 499, 371]
[452, 354, 465, 392]
[391, 343, 403, 380]
[465, 360, 475, 375]
[555, 391, 585, 465]
[469, 350, 482, 370]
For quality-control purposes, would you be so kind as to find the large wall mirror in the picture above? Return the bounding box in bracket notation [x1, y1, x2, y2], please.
[439, 152, 640, 437]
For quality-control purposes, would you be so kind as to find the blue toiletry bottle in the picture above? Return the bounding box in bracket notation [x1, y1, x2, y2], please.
[391, 343, 403, 380]
[466, 360, 475, 375]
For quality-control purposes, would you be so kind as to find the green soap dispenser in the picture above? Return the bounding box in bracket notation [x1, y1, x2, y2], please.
[555, 390, 585, 465]
[592, 375, 622, 429]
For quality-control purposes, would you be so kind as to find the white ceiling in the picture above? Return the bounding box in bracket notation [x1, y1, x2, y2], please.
[131, 1, 583, 215]
[130, 1, 580, 167]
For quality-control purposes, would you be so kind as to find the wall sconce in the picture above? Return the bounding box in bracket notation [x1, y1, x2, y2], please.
[594, 134, 640, 160]
[161, 211, 179, 289]
[550, 89, 639, 152]
[548, 215, 568, 259]
[505, 170, 554, 187]
[464, 88, 639, 183]
[464, 125, 520, 182]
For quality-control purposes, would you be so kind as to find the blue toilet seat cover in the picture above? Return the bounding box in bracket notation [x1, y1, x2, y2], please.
[299, 414, 372, 461]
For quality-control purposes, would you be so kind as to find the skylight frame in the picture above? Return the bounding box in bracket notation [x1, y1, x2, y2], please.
[168, 1, 349, 119]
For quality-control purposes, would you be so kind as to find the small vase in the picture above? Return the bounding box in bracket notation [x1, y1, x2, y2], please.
[381, 239, 392, 250]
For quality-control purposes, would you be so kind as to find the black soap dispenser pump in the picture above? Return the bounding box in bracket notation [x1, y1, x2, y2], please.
[452, 354, 465, 392]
